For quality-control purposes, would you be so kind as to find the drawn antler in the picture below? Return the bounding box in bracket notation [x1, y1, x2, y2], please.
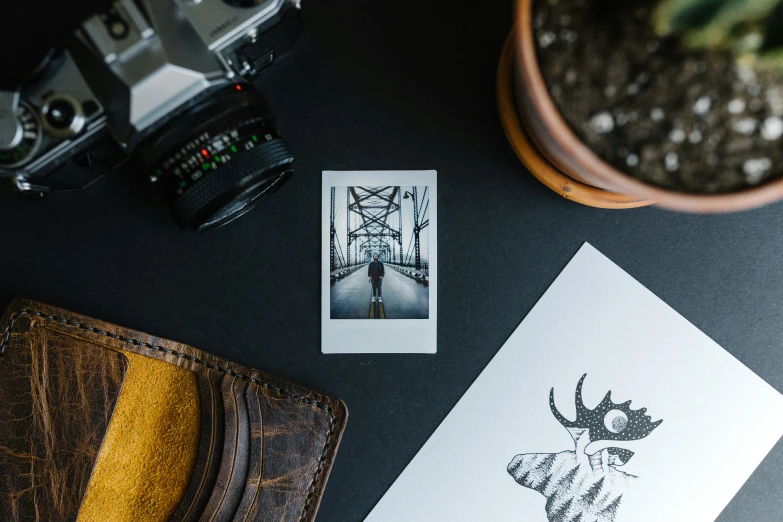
[509, 374, 663, 522]
[550, 374, 663, 444]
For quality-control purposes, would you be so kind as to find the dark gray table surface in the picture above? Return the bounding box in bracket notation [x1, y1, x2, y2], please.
[2, 1, 782, 520]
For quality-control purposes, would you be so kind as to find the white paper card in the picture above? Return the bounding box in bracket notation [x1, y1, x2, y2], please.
[322, 170, 437, 354]
[366, 243, 783, 522]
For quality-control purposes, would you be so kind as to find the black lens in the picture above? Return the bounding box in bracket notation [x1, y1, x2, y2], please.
[135, 84, 294, 233]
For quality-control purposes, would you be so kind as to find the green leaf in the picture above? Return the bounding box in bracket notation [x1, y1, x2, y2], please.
[654, 0, 783, 68]
[654, 0, 726, 36]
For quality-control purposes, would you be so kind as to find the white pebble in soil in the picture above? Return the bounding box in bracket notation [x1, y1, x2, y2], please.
[650, 107, 665, 122]
[561, 30, 578, 44]
[689, 130, 703, 144]
[693, 96, 712, 115]
[728, 98, 746, 114]
[538, 31, 557, 48]
[743, 33, 764, 50]
[669, 128, 686, 143]
[604, 85, 617, 98]
[766, 89, 783, 116]
[743, 158, 772, 185]
[738, 64, 757, 85]
[761, 117, 783, 141]
[626, 154, 639, 167]
[589, 112, 615, 134]
[733, 118, 758, 136]
[665, 152, 679, 172]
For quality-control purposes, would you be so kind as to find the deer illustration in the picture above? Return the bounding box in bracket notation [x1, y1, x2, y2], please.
[507, 374, 662, 522]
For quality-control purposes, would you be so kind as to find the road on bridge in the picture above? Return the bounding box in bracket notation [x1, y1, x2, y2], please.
[330, 264, 429, 319]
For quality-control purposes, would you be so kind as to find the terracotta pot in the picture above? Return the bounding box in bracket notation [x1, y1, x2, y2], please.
[497, 32, 653, 209]
[511, 0, 783, 212]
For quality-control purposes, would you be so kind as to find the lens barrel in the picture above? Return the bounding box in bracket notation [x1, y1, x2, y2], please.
[135, 84, 294, 233]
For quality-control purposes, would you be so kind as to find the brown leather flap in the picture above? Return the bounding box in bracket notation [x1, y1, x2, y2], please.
[0, 299, 348, 522]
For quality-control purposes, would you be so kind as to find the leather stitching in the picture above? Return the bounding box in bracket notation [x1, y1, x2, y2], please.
[0, 308, 335, 522]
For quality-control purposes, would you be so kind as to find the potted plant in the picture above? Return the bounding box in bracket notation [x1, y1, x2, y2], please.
[499, 0, 783, 211]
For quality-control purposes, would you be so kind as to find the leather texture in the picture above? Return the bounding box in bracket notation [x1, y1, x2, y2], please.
[0, 299, 348, 522]
[0, 320, 128, 522]
[77, 348, 202, 522]
[171, 370, 226, 522]
[201, 375, 251, 522]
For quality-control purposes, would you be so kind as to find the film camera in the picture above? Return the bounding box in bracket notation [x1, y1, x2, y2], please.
[0, 0, 303, 232]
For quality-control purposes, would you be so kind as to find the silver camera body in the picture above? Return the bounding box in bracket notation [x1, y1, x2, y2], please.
[0, 0, 302, 198]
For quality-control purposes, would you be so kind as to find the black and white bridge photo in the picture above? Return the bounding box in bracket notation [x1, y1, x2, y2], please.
[329, 186, 431, 319]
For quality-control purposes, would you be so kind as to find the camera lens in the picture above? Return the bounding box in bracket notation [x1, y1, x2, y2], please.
[41, 94, 85, 138]
[135, 84, 294, 233]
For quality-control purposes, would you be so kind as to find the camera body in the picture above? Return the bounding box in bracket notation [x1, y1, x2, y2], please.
[0, 0, 302, 231]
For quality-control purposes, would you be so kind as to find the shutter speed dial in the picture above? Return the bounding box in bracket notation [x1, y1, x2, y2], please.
[0, 103, 42, 169]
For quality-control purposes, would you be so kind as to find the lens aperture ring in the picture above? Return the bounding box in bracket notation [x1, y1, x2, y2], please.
[135, 85, 272, 169]
[170, 137, 294, 229]
[154, 116, 274, 190]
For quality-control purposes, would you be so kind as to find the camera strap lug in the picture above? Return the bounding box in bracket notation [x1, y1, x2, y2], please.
[13, 139, 128, 196]
[13, 163, 106, 197]
[13, 176, 50, 197]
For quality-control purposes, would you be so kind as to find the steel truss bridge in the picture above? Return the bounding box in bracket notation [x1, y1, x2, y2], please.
[329, 186, 430, 319]
[329, 186, 430, 271]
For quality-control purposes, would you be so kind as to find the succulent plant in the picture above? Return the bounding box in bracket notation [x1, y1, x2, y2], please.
[653, 0, 783, 68]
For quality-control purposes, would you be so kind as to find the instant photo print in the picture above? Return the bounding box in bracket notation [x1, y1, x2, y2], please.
[321, 171, 437, 354]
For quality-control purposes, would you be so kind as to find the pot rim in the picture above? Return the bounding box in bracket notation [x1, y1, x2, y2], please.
[497, 32, 654, 208]
[515, 0, 783, 212]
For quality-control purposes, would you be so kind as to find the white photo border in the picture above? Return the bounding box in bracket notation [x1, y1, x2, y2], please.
[321, 170, 437, 354]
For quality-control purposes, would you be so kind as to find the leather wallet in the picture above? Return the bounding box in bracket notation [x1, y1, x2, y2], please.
[0, 299, 347, 522]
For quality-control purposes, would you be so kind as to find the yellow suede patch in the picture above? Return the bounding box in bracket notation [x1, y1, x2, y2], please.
[77, 349, 200, 522]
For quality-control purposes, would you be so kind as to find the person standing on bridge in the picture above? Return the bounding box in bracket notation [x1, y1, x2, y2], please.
[368, 254, 385, 303]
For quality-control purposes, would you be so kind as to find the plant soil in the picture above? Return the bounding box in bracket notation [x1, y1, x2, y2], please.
[533, 0, 783, 193]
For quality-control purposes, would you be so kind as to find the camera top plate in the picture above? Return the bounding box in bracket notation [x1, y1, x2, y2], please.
[175, 0, 290, 52]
